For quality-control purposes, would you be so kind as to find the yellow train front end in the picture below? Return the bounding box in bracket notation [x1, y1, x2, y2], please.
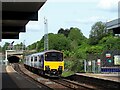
[44, 61, 64, 75]
[44, 51, 64, 76]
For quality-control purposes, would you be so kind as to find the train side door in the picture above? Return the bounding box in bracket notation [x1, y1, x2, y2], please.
[39, 55, 44, 68]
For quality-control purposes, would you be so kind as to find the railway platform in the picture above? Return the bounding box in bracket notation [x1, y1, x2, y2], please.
[3, 65, 47, 89]
[76, 73, 120, 83]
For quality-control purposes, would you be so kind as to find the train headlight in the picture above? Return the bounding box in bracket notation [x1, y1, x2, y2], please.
[58, 66, 63, 74]
[58, 66, 62, 71]
[45, 66, 50, 71]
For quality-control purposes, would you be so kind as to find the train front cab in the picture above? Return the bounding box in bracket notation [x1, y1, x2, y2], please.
[44, 51, 64, 76]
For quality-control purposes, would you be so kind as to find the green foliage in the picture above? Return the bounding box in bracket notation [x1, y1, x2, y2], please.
[2, 42, 10, 51]
[75, 49, 86, 59]
[67, 27, 87, 51]
[49, 33, 70, 50]
[74, 43, 89, 59]
[99, 35, 120, 50]
[28, 42, 37, 50]
[69, 40, 78, 51]
[64, 58, 84, 73]
[68, 28, 86, 43]
[86, 45, 103, 54]
[89, 21, 106, 45]
[62, 71, 74, 77]
[70, 59, 84, 72]
[14, 42, 25, 50]
[37, 38, 44, 52]
[64, 60, 74, 71]
[58, 28, 70, 37]
[63, 50, 71, 58]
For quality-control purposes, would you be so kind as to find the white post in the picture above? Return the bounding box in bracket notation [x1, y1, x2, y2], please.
[84, 60, 87, 72]
[5, 50, 8, 65]
[97, 59, 101, 73]
[92, 60, 95, 73]
[88, 61, 92, 72]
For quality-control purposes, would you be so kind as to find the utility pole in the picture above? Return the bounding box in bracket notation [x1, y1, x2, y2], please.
[22, 40, 25, 51]
[22, 40, 26, 63]
[44, 17, 49, 51]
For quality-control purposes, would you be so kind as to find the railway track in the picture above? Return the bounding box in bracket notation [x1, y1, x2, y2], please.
[66, 74, 120, 90]
[13, 64, 95, 90]
[12, 63, 72, 89]
[50, 78, 96, 90]
[12, 63, 52, 90]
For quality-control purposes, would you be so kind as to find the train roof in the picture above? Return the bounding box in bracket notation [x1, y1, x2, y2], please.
[28, 50, 62, 56]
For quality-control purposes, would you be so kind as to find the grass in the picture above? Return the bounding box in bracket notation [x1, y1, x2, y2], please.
[62, 70, 75, 77]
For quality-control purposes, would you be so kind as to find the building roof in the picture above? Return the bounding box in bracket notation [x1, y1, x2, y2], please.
[106, 18, 120, 34]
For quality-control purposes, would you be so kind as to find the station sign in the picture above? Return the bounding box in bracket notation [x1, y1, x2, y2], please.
[114, 55, 120, 65]
[97, 59, 101, 65]
[106, 53, 111, 58]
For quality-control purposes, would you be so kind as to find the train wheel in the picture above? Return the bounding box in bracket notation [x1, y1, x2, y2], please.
[38, 70, 41, 75]
[32, 68, 34, 72]
[38, 70, 40, 74]
[41, 70, 45, 75]
[29, 67, 31, 71]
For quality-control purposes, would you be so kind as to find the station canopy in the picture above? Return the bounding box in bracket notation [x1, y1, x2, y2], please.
[1, 0, 46, 39]
[106, 18, 120, 34]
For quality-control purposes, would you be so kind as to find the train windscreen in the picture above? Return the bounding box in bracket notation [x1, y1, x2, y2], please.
[45, 52, 63, 61]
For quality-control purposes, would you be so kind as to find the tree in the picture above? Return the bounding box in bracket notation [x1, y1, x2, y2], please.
[14, 42, 25, 50]
[49, 33, 70, 50]
[58, 28, 64, 34]
[89, 21, 106, 45]
[68, 27, 87, 50]
[37, 38, 44, 52]
[58, 28, 70, 37]
[2, 42, 10, 51]
[28, 42, 37, 50]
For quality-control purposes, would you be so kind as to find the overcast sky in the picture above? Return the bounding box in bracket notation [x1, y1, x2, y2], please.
[0, 0, 119, 46]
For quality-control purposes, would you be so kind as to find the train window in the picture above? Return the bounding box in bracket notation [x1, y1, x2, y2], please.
[31, 57, 33, 62]
[34, 56, 37, 62]
[45, 52, 63, 61]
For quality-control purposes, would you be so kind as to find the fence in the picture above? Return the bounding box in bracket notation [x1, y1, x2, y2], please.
[84, 59, 120, 73]
[84, 60, 101, 73]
